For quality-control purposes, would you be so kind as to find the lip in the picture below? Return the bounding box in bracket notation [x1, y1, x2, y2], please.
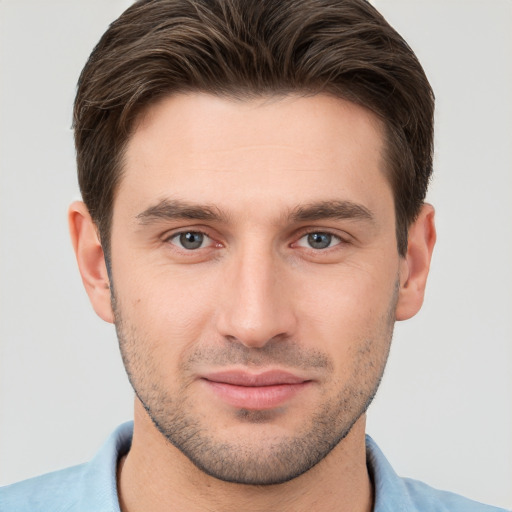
[201, 370, 312, 410]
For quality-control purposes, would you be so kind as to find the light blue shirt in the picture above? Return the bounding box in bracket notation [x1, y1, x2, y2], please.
[0, 422, 508, 511]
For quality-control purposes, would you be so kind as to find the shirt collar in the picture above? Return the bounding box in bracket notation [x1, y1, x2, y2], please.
[78, 421, 133, 512]
[366, 434, 417, 512]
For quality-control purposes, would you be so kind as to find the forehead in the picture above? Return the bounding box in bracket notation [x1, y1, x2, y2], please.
[117, 93, 392, 222]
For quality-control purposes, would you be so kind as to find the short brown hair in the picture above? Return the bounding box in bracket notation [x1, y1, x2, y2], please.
[74, 0, 434, 257]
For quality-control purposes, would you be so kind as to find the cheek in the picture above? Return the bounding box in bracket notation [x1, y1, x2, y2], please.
[114, 266, 220, 357]
[293, 261, 398, 352]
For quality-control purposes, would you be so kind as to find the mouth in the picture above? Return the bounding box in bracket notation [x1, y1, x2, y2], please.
[201, 370, 312, 410]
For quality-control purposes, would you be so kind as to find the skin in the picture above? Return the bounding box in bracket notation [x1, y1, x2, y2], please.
[69, 93, 436, 512]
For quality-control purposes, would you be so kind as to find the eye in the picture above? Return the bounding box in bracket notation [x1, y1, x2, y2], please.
[168, 231, 211, 250]
[296, 232, 342, 250]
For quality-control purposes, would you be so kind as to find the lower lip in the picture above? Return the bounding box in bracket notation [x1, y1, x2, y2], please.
[203, 380, 310, 410]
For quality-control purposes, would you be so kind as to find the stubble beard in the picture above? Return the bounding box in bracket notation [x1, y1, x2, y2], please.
[112, 282, 398, 485]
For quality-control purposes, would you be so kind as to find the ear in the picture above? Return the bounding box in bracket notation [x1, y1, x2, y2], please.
[395, 203, 436, 321]
[68, 201, 114, 324]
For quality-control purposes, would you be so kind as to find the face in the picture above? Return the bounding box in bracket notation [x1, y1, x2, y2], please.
[109, 93, 403, 484]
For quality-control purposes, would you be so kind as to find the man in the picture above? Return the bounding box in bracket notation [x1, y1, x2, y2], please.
[0, 0, 508, 511]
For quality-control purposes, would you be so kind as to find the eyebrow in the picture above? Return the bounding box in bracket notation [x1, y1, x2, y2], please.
[136, 199, 229, 224]
[135, 198, 374, 226]
[289, 200, 375, 224]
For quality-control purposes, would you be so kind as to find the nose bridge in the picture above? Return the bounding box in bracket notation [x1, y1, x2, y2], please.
[217, 239, 295, 347]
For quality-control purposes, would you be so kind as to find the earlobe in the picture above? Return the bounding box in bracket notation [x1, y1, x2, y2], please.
[395, 204, 436, 321]
[68, 201, 114, 324]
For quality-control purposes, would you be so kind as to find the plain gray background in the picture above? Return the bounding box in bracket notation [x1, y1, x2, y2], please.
[0, 0, 511, 508]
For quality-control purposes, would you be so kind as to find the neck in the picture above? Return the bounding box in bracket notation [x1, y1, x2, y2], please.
[117, 401, 373, 512]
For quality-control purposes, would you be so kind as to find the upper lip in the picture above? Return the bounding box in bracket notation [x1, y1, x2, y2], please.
[202, 370, 309, 387]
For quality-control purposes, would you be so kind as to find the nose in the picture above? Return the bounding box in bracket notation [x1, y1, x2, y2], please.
[215, 246, 297, 348]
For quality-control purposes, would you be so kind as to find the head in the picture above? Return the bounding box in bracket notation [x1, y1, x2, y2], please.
[70, 0, 436, 486]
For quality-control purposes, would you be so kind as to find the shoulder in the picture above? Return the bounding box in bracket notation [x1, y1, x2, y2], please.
[366, 435, 509, 512]
[401, 477, 510, 512]
[0, 421, 132, 512]
[0, 463, 87, 512]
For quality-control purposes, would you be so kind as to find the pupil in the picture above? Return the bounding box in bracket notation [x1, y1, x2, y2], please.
[308, 233, 331, 249]
[180, 232, 203, 249]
